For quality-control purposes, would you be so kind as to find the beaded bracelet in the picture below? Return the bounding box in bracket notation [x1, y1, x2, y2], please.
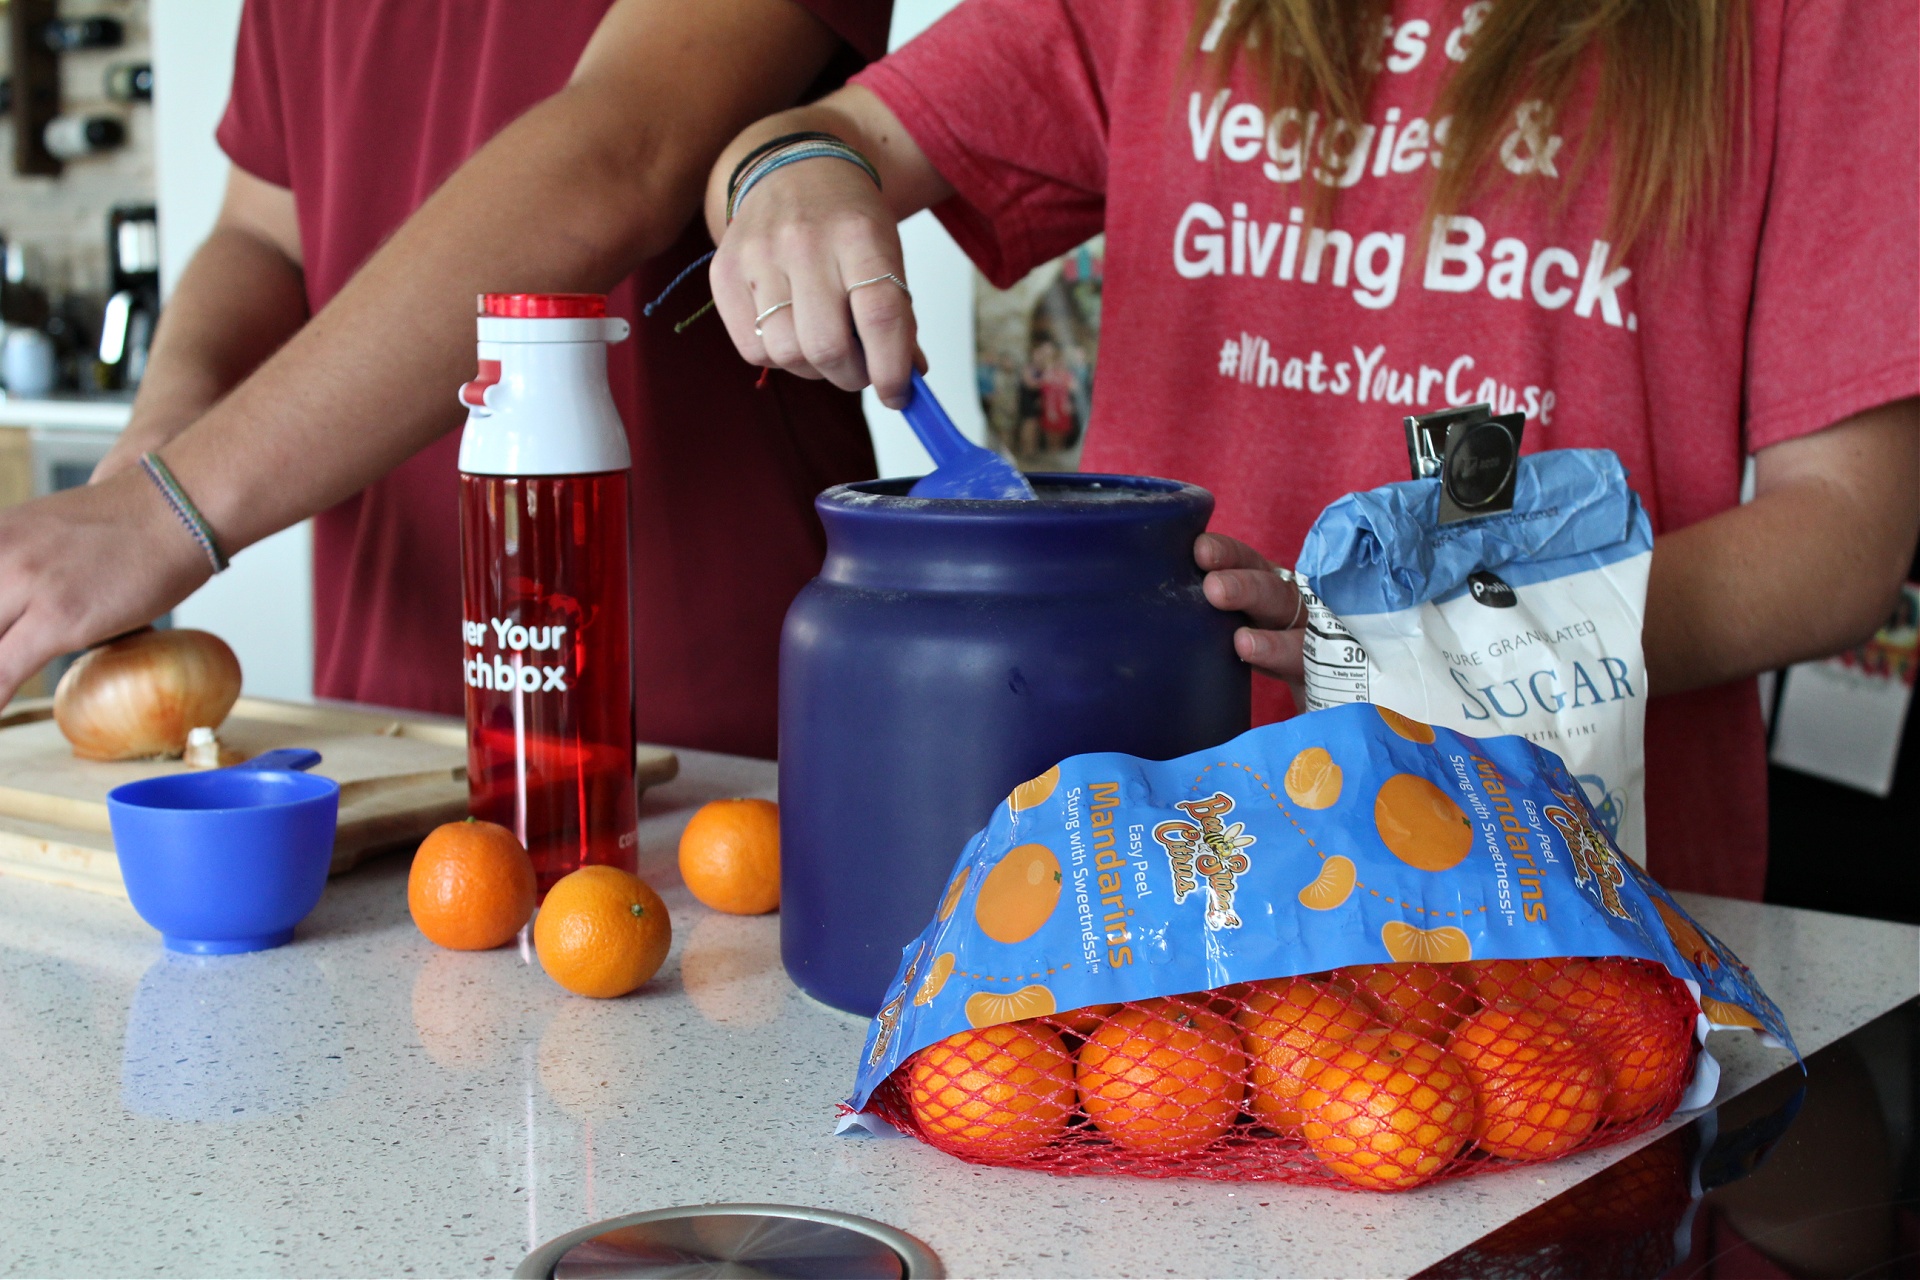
[724, 130, 843, 205]
[139, 452, 229, 574]
[726, 134, 881, 223]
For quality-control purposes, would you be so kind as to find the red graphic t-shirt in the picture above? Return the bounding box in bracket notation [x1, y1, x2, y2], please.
[217, 0, 889, 759]
[857, 0, 1919, 897]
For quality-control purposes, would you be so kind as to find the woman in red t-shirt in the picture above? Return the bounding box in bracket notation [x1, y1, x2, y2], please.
[702, 0, 1919, 898]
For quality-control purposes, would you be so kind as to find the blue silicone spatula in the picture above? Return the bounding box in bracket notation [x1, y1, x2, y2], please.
[901, 369, 1037, 501]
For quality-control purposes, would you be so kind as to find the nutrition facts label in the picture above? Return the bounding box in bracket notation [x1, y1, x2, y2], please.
[1301, 589, 1370, 710]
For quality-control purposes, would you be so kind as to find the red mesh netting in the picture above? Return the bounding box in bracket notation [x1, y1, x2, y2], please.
[866, 956, 1699, 1191]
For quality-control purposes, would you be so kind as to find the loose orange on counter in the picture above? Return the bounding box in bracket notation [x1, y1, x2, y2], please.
[534, 865, 672, 998]
[678, 798, 781, 915]
[407, 818, 537, 951]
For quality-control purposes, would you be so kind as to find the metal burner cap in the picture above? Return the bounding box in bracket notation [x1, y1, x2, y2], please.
[516, 1203, 942, 1279]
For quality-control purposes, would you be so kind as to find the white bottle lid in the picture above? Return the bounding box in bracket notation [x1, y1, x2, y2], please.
[457, 293, 633, 476]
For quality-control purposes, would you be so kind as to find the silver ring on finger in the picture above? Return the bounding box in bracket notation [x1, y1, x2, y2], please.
[846, 272, 911, 301]
[1272, 565, 1306, 630]
[753, 299, 793, 337]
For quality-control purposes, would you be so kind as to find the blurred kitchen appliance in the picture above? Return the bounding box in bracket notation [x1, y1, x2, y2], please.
[1, 240, 52, 330]
[40, 16, 123, 51]
[100, 205, 158, 389]
[2, 328, 56, 397]
[7, 0, 61, 175]
[104, 62, 152, 103]
[43, 113, 125, 161]
[30, 425, 117, 495]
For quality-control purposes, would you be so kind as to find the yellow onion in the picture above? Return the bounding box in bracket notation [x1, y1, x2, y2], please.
[54, 628, 242, 761]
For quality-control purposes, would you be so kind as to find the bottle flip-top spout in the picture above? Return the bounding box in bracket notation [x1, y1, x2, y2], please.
[457, 292, 632, 474]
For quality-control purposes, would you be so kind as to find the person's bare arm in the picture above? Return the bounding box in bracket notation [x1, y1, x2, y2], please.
[1641, 397, 1919, 693]
[92, 168, 306, 481]
[706, 86, 950, 406]
[1199, 397, 1920, 701]
[0, 0, 843, 702]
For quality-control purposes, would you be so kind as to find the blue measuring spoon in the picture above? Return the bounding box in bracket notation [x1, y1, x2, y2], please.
[901, 370, 1037, 501]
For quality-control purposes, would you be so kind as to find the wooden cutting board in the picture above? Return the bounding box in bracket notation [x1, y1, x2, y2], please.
[0, 696, 678, 899]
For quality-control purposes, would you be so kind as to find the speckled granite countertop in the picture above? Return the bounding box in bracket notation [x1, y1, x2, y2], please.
[0, 747, 1912, 1279]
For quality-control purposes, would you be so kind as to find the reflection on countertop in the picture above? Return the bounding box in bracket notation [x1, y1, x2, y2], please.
[122, 949, 346, 1122]
[0, 744, 1913, 1278]
[1424, 996, 1920, 1278]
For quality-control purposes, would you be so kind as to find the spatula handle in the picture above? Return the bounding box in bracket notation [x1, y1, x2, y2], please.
[900, 370, 974, 469]
[234, 748, 323, 774]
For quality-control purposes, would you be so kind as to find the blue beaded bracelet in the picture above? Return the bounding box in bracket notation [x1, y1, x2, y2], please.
[726, 136, 881, 223]
[139, 452, 229, 574]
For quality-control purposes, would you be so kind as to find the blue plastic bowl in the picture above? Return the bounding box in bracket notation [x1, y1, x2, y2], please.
[107, 750, 340, 955]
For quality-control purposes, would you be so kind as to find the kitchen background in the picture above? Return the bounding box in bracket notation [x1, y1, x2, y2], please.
[0, 0, 1910, 921]
[0, 0, 1057, 707]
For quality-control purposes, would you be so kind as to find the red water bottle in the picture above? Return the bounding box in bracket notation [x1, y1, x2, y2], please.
[457, 293, 636, 895]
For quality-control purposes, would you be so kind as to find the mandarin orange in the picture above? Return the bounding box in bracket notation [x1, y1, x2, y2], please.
[1076, 998, 1247, 1156]
[407, 818, 537, 951]
[1284, 746, 1343, 809]
[1448, 1005, 1605, 1160]
[1464, 957, 1561, 1010]
[1530, 958, 1694, 1120]
[1299, 1028, 1477, 1190]
[1007, 765, 1061, 812]
[1048, 1003, 1122, 1036]
[1298, 855, 1359, 911]
[906, 1021, 1076, 1160]
[678, 798, 780, 915]
[533, 865, 672, 998]
[1235, 977, 1378, 1129]
[1338, 961, 1476, 1042]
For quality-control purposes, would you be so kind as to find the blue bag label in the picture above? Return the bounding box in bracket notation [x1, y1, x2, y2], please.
[850, 703, 1793, 1113]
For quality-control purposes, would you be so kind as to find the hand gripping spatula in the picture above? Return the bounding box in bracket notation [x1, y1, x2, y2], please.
[901, 369, 1037, 501]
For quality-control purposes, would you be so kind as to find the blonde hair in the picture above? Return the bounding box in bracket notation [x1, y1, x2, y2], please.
[1194, 0, 1748, 257]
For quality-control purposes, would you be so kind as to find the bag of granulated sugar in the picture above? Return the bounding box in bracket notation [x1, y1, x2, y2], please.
[1295, 448, 1653, 863]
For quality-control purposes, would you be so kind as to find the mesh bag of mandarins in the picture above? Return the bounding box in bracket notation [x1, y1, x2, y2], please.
[844, 702, 1797, 1191]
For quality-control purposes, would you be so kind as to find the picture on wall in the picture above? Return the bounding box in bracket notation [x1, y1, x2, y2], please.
[974, 237, 1103, 472]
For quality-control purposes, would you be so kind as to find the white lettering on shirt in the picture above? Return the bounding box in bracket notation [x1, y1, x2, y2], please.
[1163, 6, 1612, 419]
[1221, 336, 1558, 426]
[1174, 202, 1226, 277]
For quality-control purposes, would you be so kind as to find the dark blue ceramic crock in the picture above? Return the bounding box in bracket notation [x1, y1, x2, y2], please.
[779, 474, 1252, 1015]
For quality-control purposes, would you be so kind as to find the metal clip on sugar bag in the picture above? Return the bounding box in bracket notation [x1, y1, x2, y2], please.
[1404, 403, 1526, 525]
